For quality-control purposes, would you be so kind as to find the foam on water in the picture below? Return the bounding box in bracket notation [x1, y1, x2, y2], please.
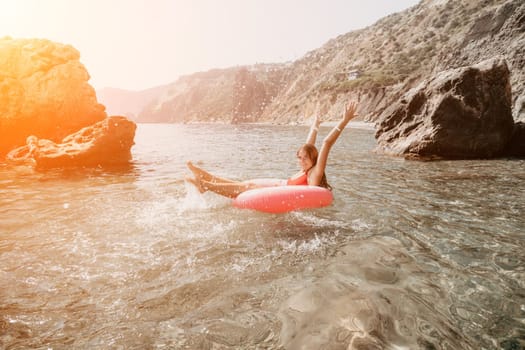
[291, 211, 349, 228]
[179, 181, 231, 211]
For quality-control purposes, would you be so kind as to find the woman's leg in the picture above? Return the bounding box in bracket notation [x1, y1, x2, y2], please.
[199, 179, 257, 199]
[187, 161, 236, 184]
[186, 161, 258, 198]
[186, 175, 256, 198]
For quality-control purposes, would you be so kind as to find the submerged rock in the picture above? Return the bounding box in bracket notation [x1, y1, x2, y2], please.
[375, 57, 515, 159]
[0, 37, 107, 157]
[7, 116, 136, 169]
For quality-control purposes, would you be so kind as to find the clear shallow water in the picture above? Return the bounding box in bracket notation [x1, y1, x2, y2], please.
[1, 123, 524, 349]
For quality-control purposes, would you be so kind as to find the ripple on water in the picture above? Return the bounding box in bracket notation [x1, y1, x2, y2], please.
[274, 236, 474, 349]
[1, 125, 524, 349]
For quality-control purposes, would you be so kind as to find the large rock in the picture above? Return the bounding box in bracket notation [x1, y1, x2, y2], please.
[375, 57, 515, 159]
[0, 37, 107, 157]
[7, 116, 136, 169]
[504, 121, 525, 157]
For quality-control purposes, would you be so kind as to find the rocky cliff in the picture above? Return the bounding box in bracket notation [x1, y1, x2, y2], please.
[129, 0, 524, 124]
[375, 57, 516, 159]
[0, 37, 107, 157]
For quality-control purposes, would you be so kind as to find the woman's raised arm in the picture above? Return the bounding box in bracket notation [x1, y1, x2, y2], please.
[305, 114, 322, 145]
[309, 101, 357, 185]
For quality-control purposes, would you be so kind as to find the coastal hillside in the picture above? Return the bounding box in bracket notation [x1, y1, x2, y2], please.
[262, 0, 524, 123]
[138, 64, 288, 123]
[99, 0, 525, 124]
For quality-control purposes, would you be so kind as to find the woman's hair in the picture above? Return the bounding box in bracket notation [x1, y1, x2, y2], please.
[297, 144, 332, 190]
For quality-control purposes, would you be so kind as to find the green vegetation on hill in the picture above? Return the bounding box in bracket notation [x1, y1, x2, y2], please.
[122, 0, 524, 124]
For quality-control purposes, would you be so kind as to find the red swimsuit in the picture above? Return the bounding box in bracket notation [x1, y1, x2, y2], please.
[287, 172, 308, 186]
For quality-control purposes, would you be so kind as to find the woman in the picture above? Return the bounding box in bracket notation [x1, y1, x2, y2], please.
[186, 101, 357, 198]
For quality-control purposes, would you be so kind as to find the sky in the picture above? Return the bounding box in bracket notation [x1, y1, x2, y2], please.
[0, 0, 420, 91]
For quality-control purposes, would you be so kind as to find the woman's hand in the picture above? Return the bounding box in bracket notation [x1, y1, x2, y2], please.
[313, 114, 322, 128]
[343, 101, 358, 122]
[306, 113, 323, 144]
[312, 101, 323, 128]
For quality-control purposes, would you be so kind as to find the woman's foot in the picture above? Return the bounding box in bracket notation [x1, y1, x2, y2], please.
[186, 161, 209, 181]
[186, 161, 199, 175]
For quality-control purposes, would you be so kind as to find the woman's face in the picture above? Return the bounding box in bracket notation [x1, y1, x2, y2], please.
[297, 149, 314, 171]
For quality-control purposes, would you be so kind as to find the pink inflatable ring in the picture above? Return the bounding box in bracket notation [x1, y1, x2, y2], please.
[233, 185, 333, 213]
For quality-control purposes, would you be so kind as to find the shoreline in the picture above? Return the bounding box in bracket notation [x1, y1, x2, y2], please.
[323, 120, 375, 130]
[137, 120, 376, 130]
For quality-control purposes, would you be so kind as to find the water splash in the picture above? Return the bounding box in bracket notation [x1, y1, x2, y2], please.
[179, 181, 231, 212]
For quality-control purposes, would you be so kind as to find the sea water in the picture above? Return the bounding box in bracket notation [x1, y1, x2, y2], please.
[1, 123, 524, 349]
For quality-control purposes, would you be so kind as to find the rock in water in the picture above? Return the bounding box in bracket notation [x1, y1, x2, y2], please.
[375, 57, 514, 159]
[0, 37, 107, 157]
[505, 121, 525, 157]
[7, 116, 136, 169]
